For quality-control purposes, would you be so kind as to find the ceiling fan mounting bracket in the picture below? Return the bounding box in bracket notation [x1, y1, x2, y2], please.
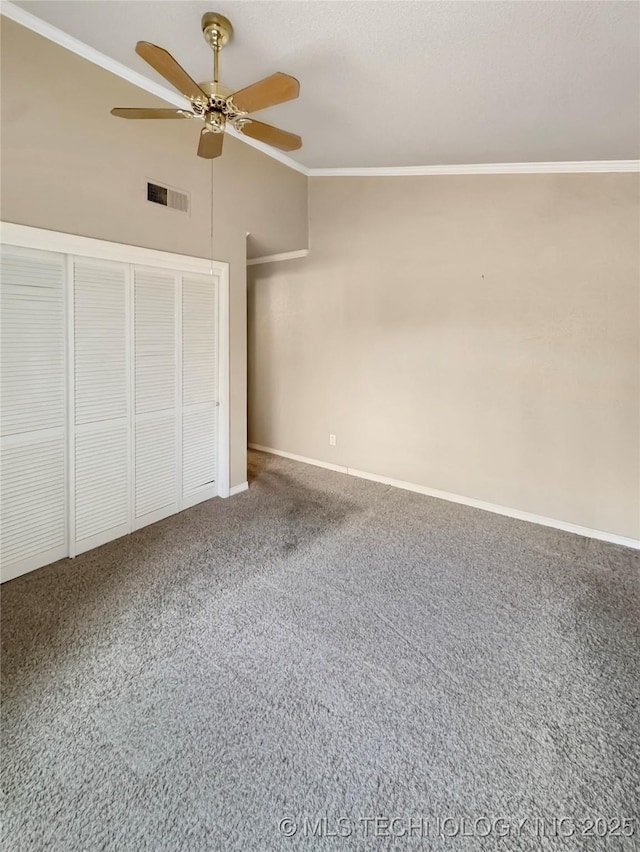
[201, 13, 233, 50]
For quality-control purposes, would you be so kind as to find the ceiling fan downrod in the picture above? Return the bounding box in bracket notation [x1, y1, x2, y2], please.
[201, 12, 233, 85]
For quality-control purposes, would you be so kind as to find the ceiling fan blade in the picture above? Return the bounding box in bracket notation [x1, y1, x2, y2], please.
[240, 119, 302, 152]
[135, 41, 206, 102]
[230, 73, 299, 114]
[111, 108, 193, 119]
[197, 128, 224, 159]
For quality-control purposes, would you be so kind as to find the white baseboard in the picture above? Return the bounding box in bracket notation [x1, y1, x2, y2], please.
[248, 444, 640, 550]
[229, 481, 249, 496]
[249, 444, 348, 474]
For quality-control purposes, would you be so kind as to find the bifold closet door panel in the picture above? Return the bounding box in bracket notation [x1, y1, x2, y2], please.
[182, 273, 219, 506]
[75, 421, 129, 542]
[73, 257, 130, 553]
[1, 437, 66, 574]
[135, 414, 176, 521]
[0, 246, 67, 578]
[133, 267, 178, 527]
[1, 248, 66, 434]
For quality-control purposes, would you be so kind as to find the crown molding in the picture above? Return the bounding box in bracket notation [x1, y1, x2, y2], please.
[0, 1, 308, 175]
[3, 2, 638, 179]
[223, 125, 306, 174]
[307, 160, 640, 177]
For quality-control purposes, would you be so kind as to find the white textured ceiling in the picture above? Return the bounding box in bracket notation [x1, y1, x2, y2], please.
[13, 0, 640, 168]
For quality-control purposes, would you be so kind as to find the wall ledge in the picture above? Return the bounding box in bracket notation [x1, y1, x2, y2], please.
[247, 250, 309, 266]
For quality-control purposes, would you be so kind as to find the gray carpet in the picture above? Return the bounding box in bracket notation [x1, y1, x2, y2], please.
[2, 450, 639, 851]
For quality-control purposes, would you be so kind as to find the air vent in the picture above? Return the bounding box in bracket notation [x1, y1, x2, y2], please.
[146, 181, 190, 215]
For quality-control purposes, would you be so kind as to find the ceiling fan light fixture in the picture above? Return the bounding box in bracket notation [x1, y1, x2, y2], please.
[110, 11, 302, 159]
[205, 112, 225, 133]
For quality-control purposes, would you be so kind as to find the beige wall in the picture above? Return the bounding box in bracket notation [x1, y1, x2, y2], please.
[249, 174, 640, 539]
[3, 20, 638, 538]
[0, 19, 308, 488]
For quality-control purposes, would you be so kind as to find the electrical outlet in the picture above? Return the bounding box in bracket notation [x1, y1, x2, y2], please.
[329, 433, 337, 446]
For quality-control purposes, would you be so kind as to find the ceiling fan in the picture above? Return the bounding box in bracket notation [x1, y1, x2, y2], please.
[111, 12, 301, 159]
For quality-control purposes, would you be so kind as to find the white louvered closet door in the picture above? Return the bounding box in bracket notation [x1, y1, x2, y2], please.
[133, 267, 178, 528]
[182, 273, 219, 508]
[0, 247, 67, 581]
[73, 257, 130, 554]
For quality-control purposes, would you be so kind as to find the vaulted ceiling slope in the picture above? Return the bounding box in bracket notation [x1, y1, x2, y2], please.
[10, 0, 640, 169]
